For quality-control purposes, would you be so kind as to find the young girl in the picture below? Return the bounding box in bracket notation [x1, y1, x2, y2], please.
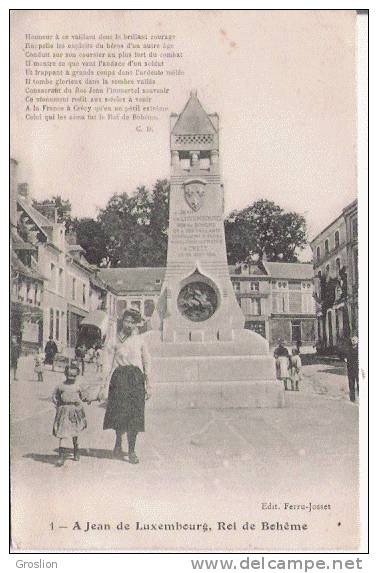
[34, 348, 44, 382]
[52, 362, 87, 467]
[290, 348, 302, 391]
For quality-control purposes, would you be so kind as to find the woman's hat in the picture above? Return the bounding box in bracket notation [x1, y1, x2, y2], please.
[122, 308, 143, 325]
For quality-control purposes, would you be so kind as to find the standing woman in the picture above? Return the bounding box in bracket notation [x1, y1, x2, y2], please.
[103, 309, 151, 464]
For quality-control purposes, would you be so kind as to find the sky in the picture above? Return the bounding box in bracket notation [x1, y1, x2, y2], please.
[11, 10, 357, 258]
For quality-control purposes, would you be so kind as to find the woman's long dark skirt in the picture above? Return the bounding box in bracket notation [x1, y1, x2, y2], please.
[103, 365, 146, 433]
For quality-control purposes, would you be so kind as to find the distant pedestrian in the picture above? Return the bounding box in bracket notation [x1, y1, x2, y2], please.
[95, 346, 104, 375]
[52, 362, 87, 467]
[344, 336, 359, 402]
[274, 339, 291, 391]
[34, 348, 45, 382]
[11, 336, 20, 381]
[44, 336, 58, 370]
[75, 343, 87, 376]
[290, 348, 302, 391]
[295, 339, 302, 354]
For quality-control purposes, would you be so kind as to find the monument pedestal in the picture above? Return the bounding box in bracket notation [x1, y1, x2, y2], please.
[146, 328, 284, 409]
[148, 91, 284, 409]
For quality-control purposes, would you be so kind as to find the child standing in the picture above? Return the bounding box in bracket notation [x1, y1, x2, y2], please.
[95, 346, 103, 375]
[290, 348, 302, 391]
[52, 363, 87, 467]
[34, 348, 45, 382]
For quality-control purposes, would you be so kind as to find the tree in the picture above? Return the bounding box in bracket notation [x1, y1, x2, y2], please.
[225, 199, 307, 264]
[97, 179, 169, 267]
[71, 218, 108, 266]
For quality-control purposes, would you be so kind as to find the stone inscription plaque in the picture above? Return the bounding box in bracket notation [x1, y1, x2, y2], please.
[170, 212, 224, 259]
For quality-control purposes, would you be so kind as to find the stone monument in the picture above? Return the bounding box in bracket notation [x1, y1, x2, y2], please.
[147, 91, 284, 408]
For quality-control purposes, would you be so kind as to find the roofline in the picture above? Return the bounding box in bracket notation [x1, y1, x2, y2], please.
[342, 198, 358, 215]
[310, 200, 357, 245]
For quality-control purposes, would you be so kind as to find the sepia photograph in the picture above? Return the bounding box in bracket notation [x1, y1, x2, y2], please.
[9, 9, 367, 552]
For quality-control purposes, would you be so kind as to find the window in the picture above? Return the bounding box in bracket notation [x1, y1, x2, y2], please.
[131, 300, 141, 311]
[49, 308, 54, 338]
[302, 286, 314, 313]
[250, 282, 259, 292]
[336, 258, 341, 272]
[272, 281, 289, 313]
[50, 263, 56, 290]
[352, 217, 358, 238]
[325, 239, 329, 255]
[72, 277, 76, 300]
[251, 298, 261, 315]
[233, 281, 241, 292]
[82, 284, 86, 305]
[335, 230, 340, 248]
[240, 298, 251, 315]
[34, 285, 38, 305]
[354, 249, 358, 284]
[316, 246, 320, 261]
[59, 268, 64, 295]
[26, 282, 32, 303]
[55, 310, 60, 341]
[325, 264, 330, 275]
[291, 320, 301, 343]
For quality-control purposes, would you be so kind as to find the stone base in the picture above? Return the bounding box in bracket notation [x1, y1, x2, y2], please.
[144, 330, 285, 409]
[148, 380, 285, 409]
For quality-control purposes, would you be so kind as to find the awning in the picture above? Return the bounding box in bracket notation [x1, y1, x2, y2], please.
[67, 304, 88, 319]
[80, 310, 109, 334]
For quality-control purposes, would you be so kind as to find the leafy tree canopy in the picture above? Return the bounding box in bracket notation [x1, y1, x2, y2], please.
[35, 187, 307, 268]
[225, 199, 307, 264]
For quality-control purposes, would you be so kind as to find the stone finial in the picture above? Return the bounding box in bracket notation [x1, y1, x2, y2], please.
[190, 89, 197, 97]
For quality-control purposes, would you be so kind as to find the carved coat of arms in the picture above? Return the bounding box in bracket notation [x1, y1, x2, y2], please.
[184, 182, 206, 212]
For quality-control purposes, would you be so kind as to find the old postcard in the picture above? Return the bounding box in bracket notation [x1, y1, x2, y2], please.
[10, 9, 366, 552]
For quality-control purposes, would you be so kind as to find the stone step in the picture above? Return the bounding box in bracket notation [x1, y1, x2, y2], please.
[151, 354, 276, 382]
[147, 380, 285, 409]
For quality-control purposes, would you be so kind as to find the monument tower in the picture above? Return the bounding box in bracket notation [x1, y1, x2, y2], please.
[148, 91, 284, 408]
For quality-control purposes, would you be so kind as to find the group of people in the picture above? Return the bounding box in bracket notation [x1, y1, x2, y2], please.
[51, 309, 151, 467]
[274, 336, 359, 403]
[274, 339, 302, 391]
[75, 343, 104, 376]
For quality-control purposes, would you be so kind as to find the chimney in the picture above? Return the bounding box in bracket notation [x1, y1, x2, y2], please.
[33, 201, 57, 222]
[65, 231, 77, 245]
[18, 182, 30, 203]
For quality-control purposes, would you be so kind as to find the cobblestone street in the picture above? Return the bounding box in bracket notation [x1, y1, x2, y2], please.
[10, 356, 360, 552]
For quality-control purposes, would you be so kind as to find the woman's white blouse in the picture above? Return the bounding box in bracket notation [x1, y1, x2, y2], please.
[113, 333, 151, 381]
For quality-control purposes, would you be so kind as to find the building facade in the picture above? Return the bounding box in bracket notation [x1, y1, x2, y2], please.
[310, 199, 358, 353]
[10, 158, 116, 355]
[99, 262, 316, 349]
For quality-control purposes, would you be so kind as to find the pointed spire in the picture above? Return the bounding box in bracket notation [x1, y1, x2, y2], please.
[172, 91, 216, 136]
